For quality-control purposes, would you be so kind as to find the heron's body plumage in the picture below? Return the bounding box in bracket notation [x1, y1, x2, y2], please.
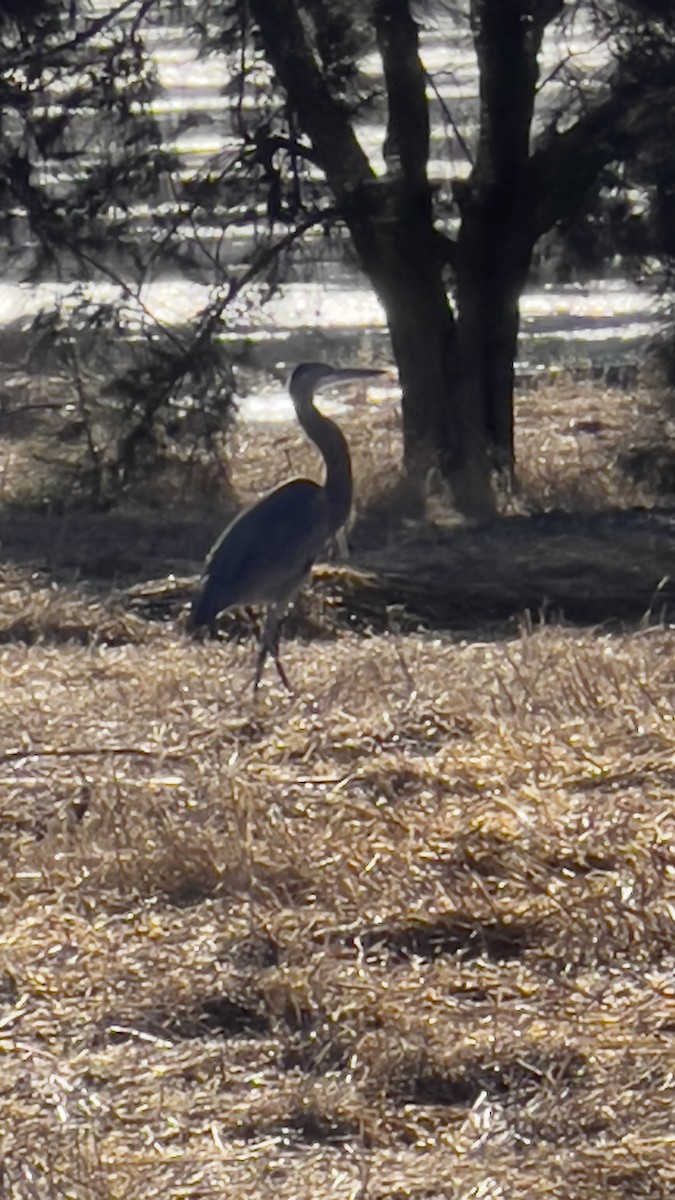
[189, 478, 329, 628]
[188, 361, 384, 688]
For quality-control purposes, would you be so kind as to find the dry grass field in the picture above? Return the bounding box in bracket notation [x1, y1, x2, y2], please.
[1, 375, 675, 1198]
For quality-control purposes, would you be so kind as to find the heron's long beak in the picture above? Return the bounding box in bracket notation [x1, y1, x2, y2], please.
[318, 367, 387, 389]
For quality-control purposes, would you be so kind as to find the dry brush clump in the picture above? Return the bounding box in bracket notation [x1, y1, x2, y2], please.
[513, 379, 672, 513]
[0, 610, 675, 1198]
[0, 565, 151, 647]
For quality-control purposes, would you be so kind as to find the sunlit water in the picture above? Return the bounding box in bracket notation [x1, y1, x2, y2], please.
[0, 274, 663, 354]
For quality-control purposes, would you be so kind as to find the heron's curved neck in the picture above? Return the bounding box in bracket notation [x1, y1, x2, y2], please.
[291, 383, 352, 531]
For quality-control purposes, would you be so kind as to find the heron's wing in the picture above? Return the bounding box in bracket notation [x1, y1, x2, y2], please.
[190, 479, 328, 628]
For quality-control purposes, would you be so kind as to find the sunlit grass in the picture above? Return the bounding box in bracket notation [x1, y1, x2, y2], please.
[1, 373, 675, 1197]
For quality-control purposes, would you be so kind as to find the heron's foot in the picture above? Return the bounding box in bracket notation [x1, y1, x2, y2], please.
[273, 654, 292, 692]
[252, 649, 293, 693]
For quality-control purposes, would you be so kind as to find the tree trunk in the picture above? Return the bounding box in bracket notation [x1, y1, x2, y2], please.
[349, 0, 552, 505]
[344, 177, 495, 514]
[438, 0, 559, 482]
[248, 0, 496, 513]
[453, 199, 534, 478]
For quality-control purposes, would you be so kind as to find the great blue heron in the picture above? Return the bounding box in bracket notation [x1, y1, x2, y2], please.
[187, 361, 385, 689]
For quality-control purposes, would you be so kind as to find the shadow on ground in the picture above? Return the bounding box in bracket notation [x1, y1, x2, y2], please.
[1, 501, 675, 637]
[0, 505, 229, 582]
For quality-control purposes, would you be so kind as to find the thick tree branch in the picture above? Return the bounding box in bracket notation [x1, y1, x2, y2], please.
[470, 0, 562, 187]
[373, 0, 429, 184]
[527, 70, 668, 234]
[246, 0, 374, 197]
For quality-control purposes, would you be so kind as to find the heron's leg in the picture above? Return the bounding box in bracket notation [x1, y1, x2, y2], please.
[335, 528, 349, 561]
[254, 607, 292, 692]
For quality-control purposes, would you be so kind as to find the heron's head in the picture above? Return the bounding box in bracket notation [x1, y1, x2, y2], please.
[289, 361, 385, 405]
